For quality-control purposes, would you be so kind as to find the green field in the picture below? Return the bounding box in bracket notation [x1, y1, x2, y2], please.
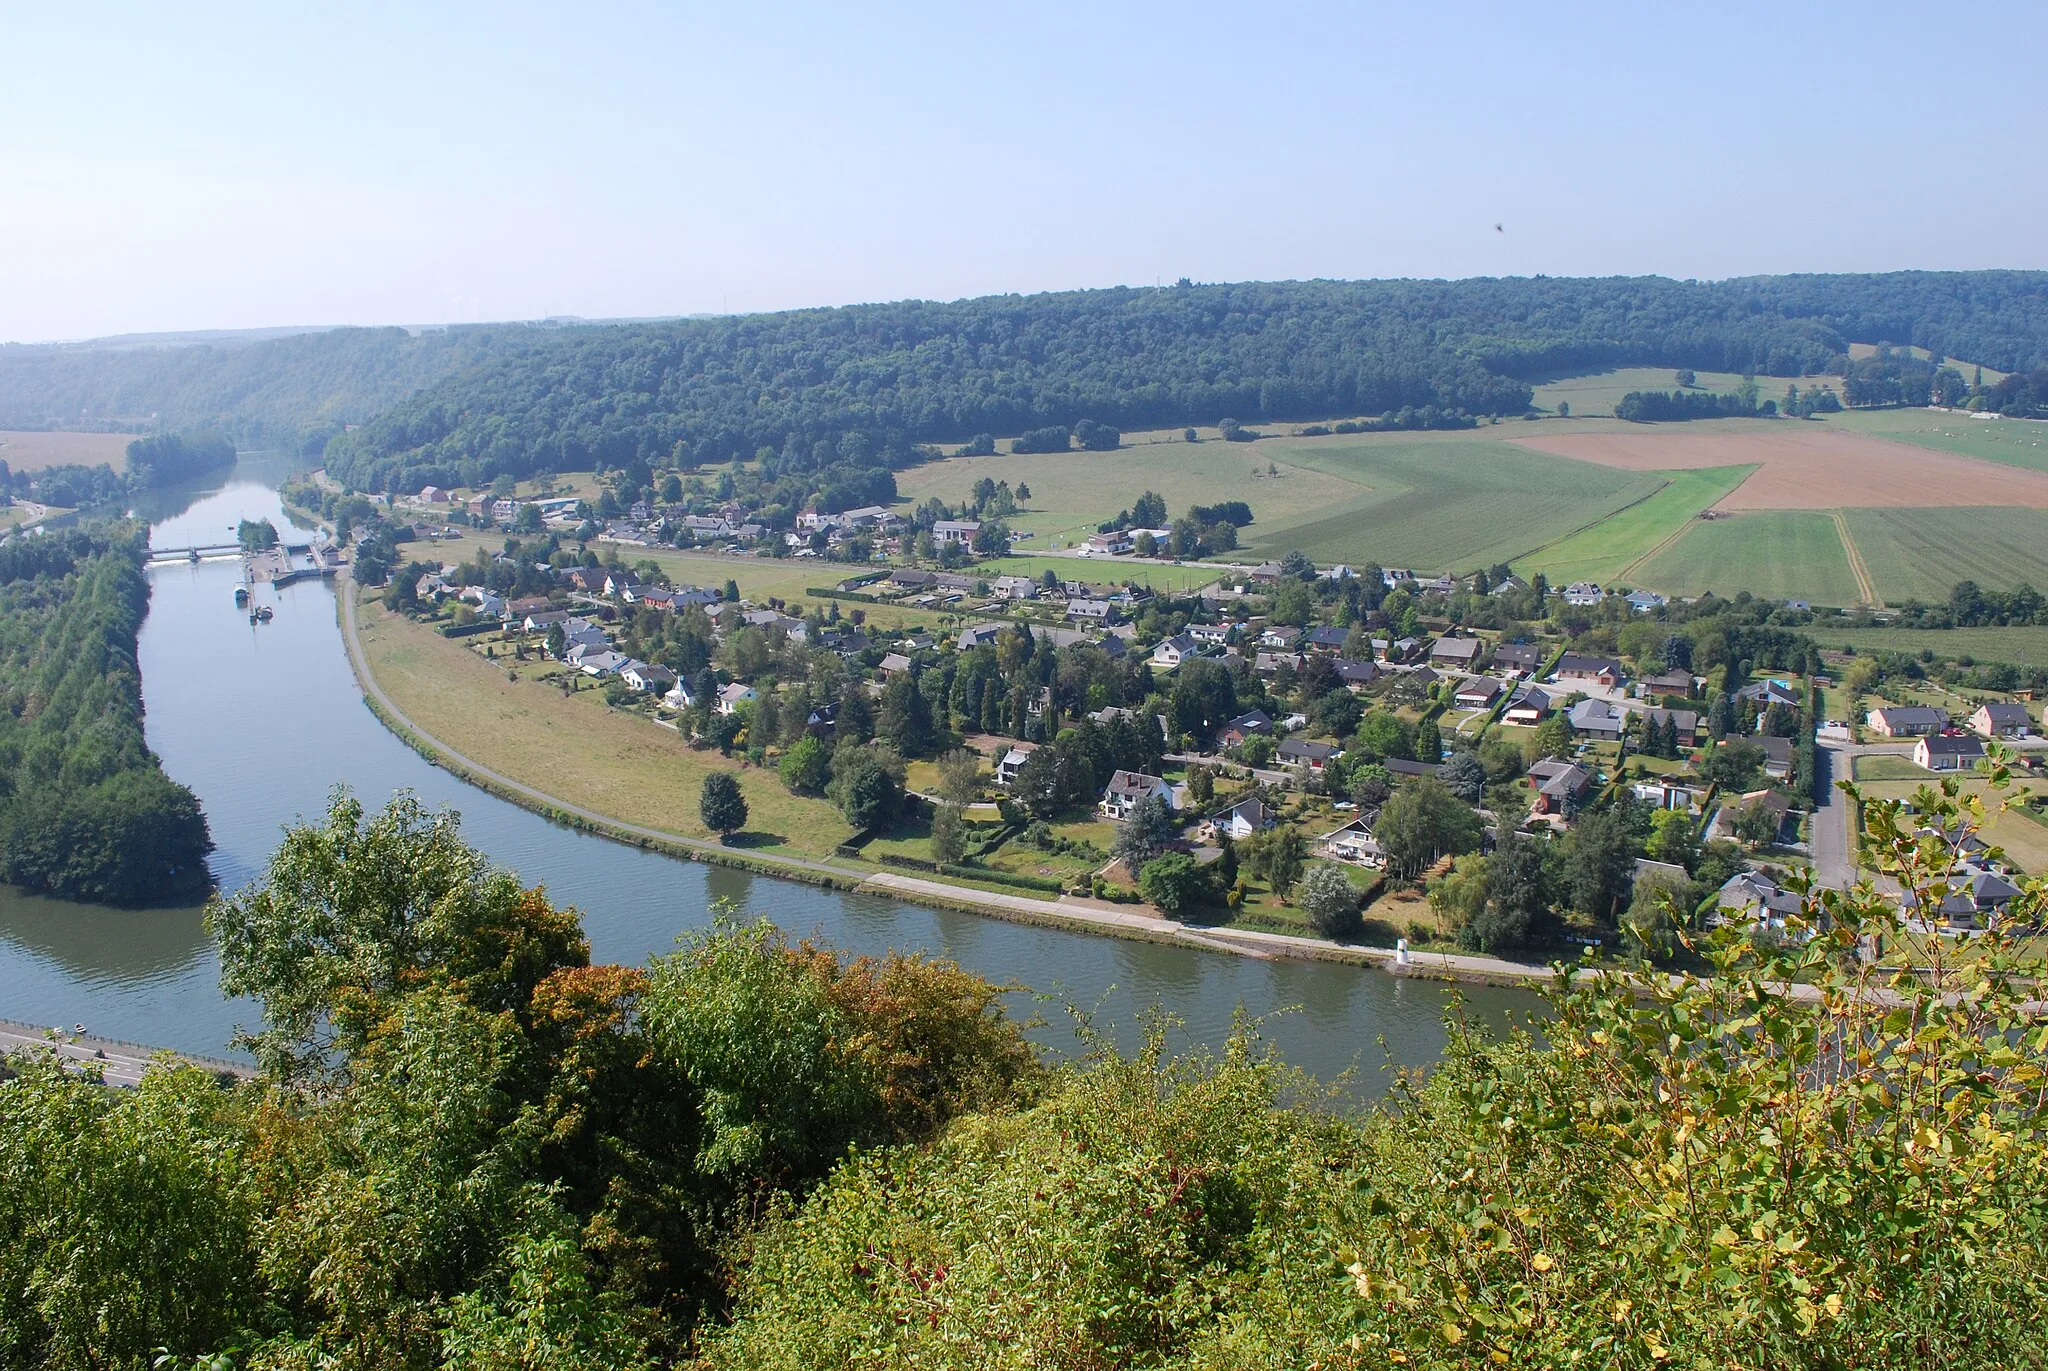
[1253, 435, 1664, 571]
[1840, 507, 2048, 604]
[980, 554, 1221, 592]
[1523, 465, 1755, 585]
[1846, 343, 2008, 385]
[1823, 407, 2048, 475]
[1810, 623, 2048, 668]
[1527, 367, 1829, 419]
[895, 439, 1361, 551]
[1633, 511, 1862, 605]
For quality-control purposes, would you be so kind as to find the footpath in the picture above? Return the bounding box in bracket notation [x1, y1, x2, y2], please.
[337, 580, 1560, 990]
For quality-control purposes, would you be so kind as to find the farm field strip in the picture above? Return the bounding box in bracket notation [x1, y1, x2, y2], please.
[1838, 508, 2048, 605]
[1807, 624, 2048, 668]
[0, 430, 132, 472]
[1823, 407, 2048, 476]
[1527, 366, 1829, 420]
[1631, 510, 1863, 606]
[1831, 512, 1879, 607]
[1520, 464, 1755, 586]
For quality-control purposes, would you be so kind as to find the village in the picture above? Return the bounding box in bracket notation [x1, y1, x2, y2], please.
[342, 471, 2048, 966]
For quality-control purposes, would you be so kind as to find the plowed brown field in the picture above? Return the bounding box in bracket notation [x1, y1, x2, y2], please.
[1511, 426, 2048, 510]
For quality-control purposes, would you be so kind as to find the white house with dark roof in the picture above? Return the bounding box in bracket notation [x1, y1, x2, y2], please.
[1215, 796, 1276, 840]
[932, 518, 982, 545]
[1317, 817, 1384, 867]
[1097, 770, 1184, 820]
[716, 683, 758, 715]
[1915, 732, 1986, 771]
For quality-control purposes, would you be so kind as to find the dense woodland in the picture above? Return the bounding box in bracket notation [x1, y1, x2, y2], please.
[8, 274, 2046, 501]
[1, 785, 2041, 1369]
[0, 524, 211, 902]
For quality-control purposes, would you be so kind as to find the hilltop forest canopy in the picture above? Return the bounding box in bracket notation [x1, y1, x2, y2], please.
[0, 524, 212, 903]
[3, 273, 2045, 497]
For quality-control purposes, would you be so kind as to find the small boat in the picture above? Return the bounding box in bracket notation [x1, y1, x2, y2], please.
[233, 586, 250, 606]
[187, 549, 200, 564]
[255, 606, 274, 623]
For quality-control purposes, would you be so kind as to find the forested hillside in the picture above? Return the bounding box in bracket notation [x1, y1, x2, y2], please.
[0, 525, 212, 903]
[6, 274, 2045, 496]
[323, 272, 2048, 494]
[0, 325, 537, 455]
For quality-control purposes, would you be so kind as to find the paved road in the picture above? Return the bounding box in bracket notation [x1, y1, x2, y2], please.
[1811, 740, 1856, 888]
[0, 1018, 251, 1088]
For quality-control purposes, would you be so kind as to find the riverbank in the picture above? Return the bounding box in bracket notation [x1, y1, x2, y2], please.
[0, 1017, 252, 1088]
[335, 580, 1563, 991]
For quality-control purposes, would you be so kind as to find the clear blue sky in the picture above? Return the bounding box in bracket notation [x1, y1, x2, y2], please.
[3, 1, 2042, 342]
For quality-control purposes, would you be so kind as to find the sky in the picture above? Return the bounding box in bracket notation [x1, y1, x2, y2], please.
[2, 1, 2043, 342]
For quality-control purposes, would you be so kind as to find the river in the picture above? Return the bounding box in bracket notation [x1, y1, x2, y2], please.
[0, 460, 1538, 1093]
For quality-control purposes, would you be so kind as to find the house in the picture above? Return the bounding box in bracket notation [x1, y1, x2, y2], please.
[803, 702, 838, 736]
[1493, 642, 1544, 675]
[1082, 531, 1132, 555]
[1527, 759, 1593, 816]
[1151, 633, 1198, 668]
[1562, 581, 1604, 607]
[1276, 738, 1342, 772]
[1253, 651, 1306, 676]
[574, 649, 629, 677]
[508, 595, 554, 618]
[1249, 562, 1285, 584]
[995, 744, 1036, 788]
[1717, 871, 1806, 928]
[1220, 710, 1274, 747]
[1638, 670, 1696, 699]
[1334, 658, 1379, 690]
[418, 484, 450, 504]
[1625, 589, 1668, 613]
[1566, 697, 1627, 740]
[1453, 676, 1504, 710]
[1384, 636, 1427, 664]
[1554, 654, 1627, 688]
[1098, 770, 1183, 820]
[716, 683, 758, 715]
[1259, 626, 1303, 651]
[1385, 757, 1443, 779]
[1915, 732, 1987, 772]
[878, 652, 913, 676]
[1756, 734, 1794, 781]
[1642, 707, 1702, 748]
[1318, 817, 1384, 867]
[890, 568, 938, 591]
[1714, 789, 1792, 844]
[615, 662, 673, 694]
[1503, 684, 1554, 726]
[1304, 625, 1349, 652]
[603, 571, 643, 598]
[1867, 705, 1948, 737]
[1216, 797, 1276, 840]
[992, 575, 1039, 600]
[1065, 599, 1116, 625]
[1971, 702, 2034, 738]
[1737, 680, 1802, 710]
[523, 609, 572, 633]
[1429, 636, 1487, 670]
[1189, 622, 1233, 646]
[660, 680, 696, 710]
[932, 519, 982, 545]
[1632, 779, 1705, 811]
[1901, 866, 2025, 929]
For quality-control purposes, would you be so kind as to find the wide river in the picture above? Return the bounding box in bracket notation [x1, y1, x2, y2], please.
[0, 462, 1537, 1093]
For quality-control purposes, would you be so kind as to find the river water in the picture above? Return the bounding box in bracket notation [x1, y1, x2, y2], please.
[0, 461, 1538, 1092]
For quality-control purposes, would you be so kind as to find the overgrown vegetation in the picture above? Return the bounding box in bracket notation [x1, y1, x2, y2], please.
[6, 767, 2045, 1367]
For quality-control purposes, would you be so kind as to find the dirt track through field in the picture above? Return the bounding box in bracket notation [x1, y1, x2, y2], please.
[1511, 426, 2048, 511]
[1831, 511, 1880, 607]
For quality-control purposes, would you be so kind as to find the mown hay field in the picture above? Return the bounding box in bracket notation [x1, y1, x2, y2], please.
[1632, 510, 1862, 605]
[1824, 406, 2048, 476]
[1841, 507, 2048, 604]
[1809, 623, 2048, 668]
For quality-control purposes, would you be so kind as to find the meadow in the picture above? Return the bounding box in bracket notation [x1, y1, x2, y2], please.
[0, 430, 132, 472]
[1840, 507, 2048, 604]
[1808, 623, 2048, 668]
[1522, 465, 1754, 586]
[985, 553, 1221, 592]
[1252, 432, 1665, 570]
[1632, 510, 1863, 605]
[1527, 366, 1829, 418]
[1823, 407, 2048, 475]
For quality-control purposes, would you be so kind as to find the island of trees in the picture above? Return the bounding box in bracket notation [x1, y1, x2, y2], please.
[0, 523, 212, 902]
